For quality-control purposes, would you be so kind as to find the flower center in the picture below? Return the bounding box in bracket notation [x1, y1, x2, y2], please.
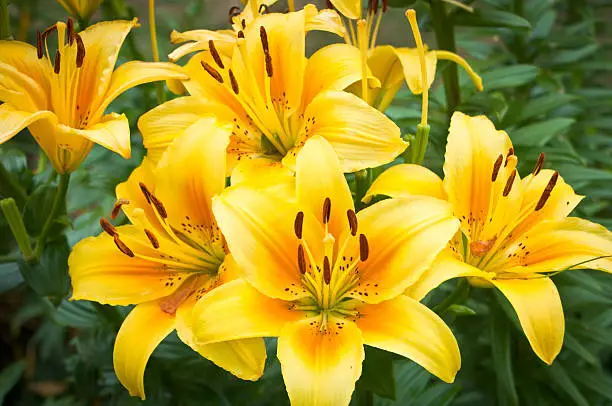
[292, 198, 369, 326]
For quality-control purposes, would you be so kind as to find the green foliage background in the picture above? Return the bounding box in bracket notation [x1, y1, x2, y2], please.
[1, 0, 612, 405]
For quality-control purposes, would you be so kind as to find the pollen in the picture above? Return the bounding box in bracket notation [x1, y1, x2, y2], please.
[347, 209, 358, 236]
[532, 152, 545, 176]
[322, 197, 331, 224]
[491, 154, 503, 182]
[201, 61, 224, 84]
[208, 40, 224, 69]
[111, 198, 129, 220]
[113, 235, 134, 257]
[535, 171, 558, 211]
[503, 170, 517, 197]
[294, 211, 304, 239]
[359, 234, 369, 261]
[99, 218, 117, 237]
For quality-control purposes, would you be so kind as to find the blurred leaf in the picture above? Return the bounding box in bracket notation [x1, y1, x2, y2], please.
[0, 361, 26, 405]
[454, 9, 531, 29]
[482, 65, 539, 91]
[490, 305, 518, 406]
[357, 347, 396, 400]
[564, 334, 599, 366]
[19, 237, 70, 299]
[546, 363, 589, 406]
[53, 300, 99, 329]
[518, 94, 578, 122]
[548, 44, 599, 66]
[510, 118, 575, 146]
[22, 184, 64, 238]
[0, 262, 23, 294]
[569, 369, 612, 401]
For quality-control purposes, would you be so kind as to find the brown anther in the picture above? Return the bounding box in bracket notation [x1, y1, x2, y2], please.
[149, 193, 168, 219]
[359, 233, 369, 261]
[114, 235, 134, 257]
[139, 182, 152, 203]
[470, 238, 496, 257]
[111, 199, 129, 220]
[325, 0, 335, 10]
[294, 211, 304, 239]
[67, 18, 75, 45]
[75, 34, 85, 68]
[228, 69, 239, 94]
[144, 229, 160, 249]
[36, 31, 43, 59]
[503, 170, 517, 197]
[241, 19, 246, 29]
[99, 218, 117, 237]
[323, 256, 331, 284]
[41, 24, 57, 40]
[491, 154, 503, 182]
[201, 61, 224, 84]
[258, 4, 269, 14]
[228, 6, 242, 24]
[322, 197, 331, 224]
[532, 152, 545, 176]
[208, 40, 224, 69]
[382, 0, 388, 12]
[53, 50, 61, 74]
[260, 26, 273, 77]
[535, 171, 558, 211]
[237, 31, 244, 39]
[347, 209, 358, 236]
[505, 147, 514, 167]
[369, 0, 378, 15]
[297, 244, 306, 274]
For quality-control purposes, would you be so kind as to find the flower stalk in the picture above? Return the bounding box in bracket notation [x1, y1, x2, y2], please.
[0, 0, 11, 40]
[34, 173, 70, 259]
[148, 0, 165, 103]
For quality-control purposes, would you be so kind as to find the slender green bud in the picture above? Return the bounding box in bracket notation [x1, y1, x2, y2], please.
[1, 198, 33, 260]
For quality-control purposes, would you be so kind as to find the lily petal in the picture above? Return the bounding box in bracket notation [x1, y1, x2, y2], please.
[349, 197, 459, 303]
[68, 225, 188, 305]
[0, 104, 56, 144]
[154, 117, 232, 235]
[491, 277, 564, 365]
[113, 301, 175, 399]
[168, 29, 236, 62]
[193, 279, 301, 345]
[356, 295, 460, 383]
[303, 5, 346, 37]
[58, 112, 131, 159]
[212, 187, 324, 300]
[296, 90, 405, 173]
[365, 45, 406, 111]
[0, 40, 48, 93]
[230, 158, 296, 201]
[296, 136, 354, 239]
[277, 317, 364, 406]
[363, 164, 446, 203]
[328, 0, 361, 19]
[94, 61, 188, 121]
[404, 250, 492, 301]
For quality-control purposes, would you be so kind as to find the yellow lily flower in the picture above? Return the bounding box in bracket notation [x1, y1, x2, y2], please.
[68, 118, 266, 399]
[328, 1, 482, 112]
[57, 0, 102, 23]
[365, 111, 612, 365]
[192, 136, 461, 406]
[139, 6, 404, 175]
[0, 18, 187, 173]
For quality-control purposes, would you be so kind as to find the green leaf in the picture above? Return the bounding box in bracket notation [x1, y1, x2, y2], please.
[564, 334, 599, 366]
[0, 360, 26, 405]
[0, 262, 23, 294]
[454, 9, 531, 29]
[357, 347, 396, 400]
[569, 369, 612, 401]
[412, 383, 460, 406]
[22, 184, 65, 238]
[548, 44, 599, 66]
[53, 300, 99, 329]
[510, 118, 575, 146]
[490, 304, 519, 406]
[482, 65, 539, 91]
[546, 363, 589, 406]
[518, 94, 578, 122]
[19, 237, 70, 299]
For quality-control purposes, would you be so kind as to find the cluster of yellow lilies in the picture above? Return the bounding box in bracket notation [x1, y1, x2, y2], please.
[2, 0, 611, 404]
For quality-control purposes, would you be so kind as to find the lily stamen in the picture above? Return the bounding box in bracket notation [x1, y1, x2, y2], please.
[260, 26, 273, 78]
[75, 35, 86, 67]
[228, 6, 241, 24]
[200, 61, 224, 83]
[491, 154, 503, 182]
[208, 40, 224, 69]
[533, 152, 545, 176]
[36, 31, 43, 58]
[228, 69, 239, 95]
[347, 209, 358, 236]
[297, 245, 307, 274]
[322, 197, 332, 224]
[323, 256, 331, 284]
[144, 229, 160, 249]
[54, 50, 61, 74]
[359, 233, 369, 261]
[111, 199, 129, 220]
[100, 218, 118, 237]
[505, 147, 514, 167]
[503, 170, 517, 197]
[535, 171, 559, 211]
[294, 211, 304, 239]
[114, 235, 135, 257]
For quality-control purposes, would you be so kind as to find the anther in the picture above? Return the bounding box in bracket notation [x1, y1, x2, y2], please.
[535, 171, 558, 211]
[323, 256, 331, 284]
[111, 198, 129, 220]
[294, 211, 304, 239]
[503, 170, 516, 197]
[53, 50, 61, 74]
[383, 0, 388, 12]
[100, 218, 117, 237]
[505, 147, 514, 167]
[325, 0, 334, 10]
[237, 31, 244, 39]
[228, 6, 241, 24]
[347, 209, 358, 236]
[114, 235, 134, 257]
[322, 197, 331, 224]
[532, 152, 545, 176]
[41, 24, 57, 41]
[297, 245, 306, 274]
[359, 233, 369, 261]
[369, 0, 378, 15]
[208, 40, 224, 69]
[241, 19, 246, 29]
[144, 229, 160, 249]
[149, 193, 168, 219]
[491, 154, 503, 182]
[260, 26, 273, 77]
[67, 18, 75, 45]
[139, 182, 152, 203]
[75, 35, 85, 68]
[228, 69, 239, 94]
[259, 4, 269, 14]
[36, 31, 43, 59]
[200, 61, 224, 84]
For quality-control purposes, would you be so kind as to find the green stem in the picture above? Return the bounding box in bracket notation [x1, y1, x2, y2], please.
[0, 162, 27, 207]
[354, 169, 372, 210]
[34, 173, 70, 259]
[0, 254, 20, 263]
[1, 198, 33, 260]
[430, 0, 460, 117]
[0, 0, 11, 40]
[433, 278, 469, 314]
